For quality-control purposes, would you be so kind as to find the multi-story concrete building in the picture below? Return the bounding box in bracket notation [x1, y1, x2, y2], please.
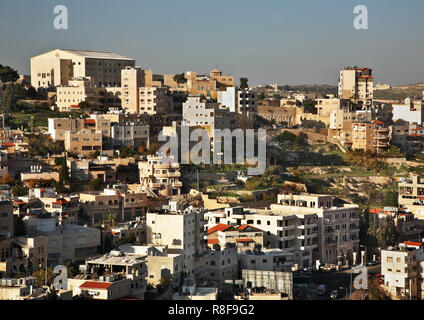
[338, 66, 373, 107]
[146, 202, 207, 277]
[68, 251, 147, 300]
[55, 77, 121, 112]
[391, 122, 424, 153]
[0, 200, 13, 240]
[64, 129, 103, 157]
[398, 176, 424, 209]
[204, 244, 238, 286]
[392, 98, 424, 125]
[381, 241, 423, 299]
[205, 206, 318, 269]
[121, 67, 173, 115]
[238, 248, 295, 272]
[119, 245, 183, 289]
[79, 187, 148, 224]
[217, 87, 258, 117]
[206, 223, 264, 252]
[351, 120, 390, 154]
[110, 123, 150, 150]
[272, 193, 360, 266]
[0, 236, 47, 278]
[30, 49, 135, 90]
[121, 66, 145, 114]
[138, 155, 182, 197]
[138, 87, 173, 115]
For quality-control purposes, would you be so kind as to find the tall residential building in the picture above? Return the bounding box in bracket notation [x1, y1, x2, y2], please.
[30, 49, 135, 89]
[204, 206, 318, 269]
[121, 66, 145, 114]
[351, 120, 390, 154]
[121, 67, 173, 115]
[338, 67, 373, 107]
[146, 202, 207, 276]
[272, 194, 360, 266]
[217, 87, 258, 117]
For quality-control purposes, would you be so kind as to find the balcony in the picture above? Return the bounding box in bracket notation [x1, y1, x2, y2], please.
[301, 244, 318, 251]
[276, 225, 296, 231]
[172, 182, 182, 188]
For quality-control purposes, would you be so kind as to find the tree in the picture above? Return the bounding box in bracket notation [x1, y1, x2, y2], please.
[78, 101, 91, 112]
[88, 178, 102, 191]
[0, 84, 15, 116]
[0, 65, 19, 83]
[12, 184, 29, 196]
[14, 215, 26, 237]
[26, 86, 38, 99]
[239, 77, 249, 89]
[173, 73, 186, 83]
[258, 92, 266, 100]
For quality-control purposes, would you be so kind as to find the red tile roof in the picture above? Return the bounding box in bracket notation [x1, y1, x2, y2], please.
[207, 223, 231, 235]
[404, 241, 423, 247]
[52, 198, 69, 205]
[238, 224, 248, 231]
[84, 119, 96, 124]
[80, 281, 112, 290]
[369, 208, 385, 214]
[2, 142, 15, 147]
[374, 120, 384, 125]
[13, 200, 27, 205]
[236, 238, 253, 243]
[207, 238, 220, 245]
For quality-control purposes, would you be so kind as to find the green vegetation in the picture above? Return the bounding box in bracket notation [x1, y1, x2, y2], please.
[27, 134, 64, 157]
[360, 212, 399, 256]
[239, 77, 249, 89]
[173, 73, 186, 83]
[0, 64, 19, 83]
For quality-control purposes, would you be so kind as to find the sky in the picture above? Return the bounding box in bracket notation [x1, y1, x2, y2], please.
[0, 0, 423, 86]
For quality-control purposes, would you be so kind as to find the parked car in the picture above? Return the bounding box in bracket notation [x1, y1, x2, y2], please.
[330, 290, 339, 299]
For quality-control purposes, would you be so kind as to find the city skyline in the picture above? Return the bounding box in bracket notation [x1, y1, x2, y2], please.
[1, 0, 424, 86]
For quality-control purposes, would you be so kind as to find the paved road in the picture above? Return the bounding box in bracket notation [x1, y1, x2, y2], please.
[309, 264, 381, 300]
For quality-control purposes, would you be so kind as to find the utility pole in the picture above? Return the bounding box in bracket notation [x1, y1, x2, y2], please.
[197, 169, 199, 192]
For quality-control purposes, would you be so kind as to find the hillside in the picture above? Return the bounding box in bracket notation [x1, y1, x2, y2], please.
[374, 83, 424, 101]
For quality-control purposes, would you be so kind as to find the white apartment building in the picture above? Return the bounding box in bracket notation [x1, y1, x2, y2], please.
[392, 98, 424, 125]
[238, 248, 295, 272]
[204, 245, 238, 287]
[204, 206, 318, 269]
[31, 49, 135, 89]
[338, 67, 373, 106]
[217, 87, 258, 117]
[381, 242, 423, 299]
[273, 194, 360, 266]
[146, 203, 207, 277]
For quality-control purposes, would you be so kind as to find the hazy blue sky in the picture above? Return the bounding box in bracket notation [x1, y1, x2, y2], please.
[0, 0, 423, 86]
